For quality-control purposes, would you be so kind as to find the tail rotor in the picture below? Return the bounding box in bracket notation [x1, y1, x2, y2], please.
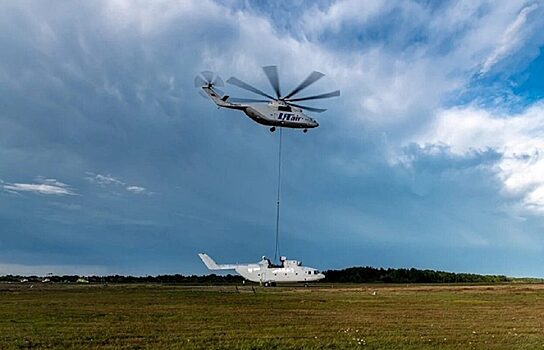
[194, 71, 224, 98]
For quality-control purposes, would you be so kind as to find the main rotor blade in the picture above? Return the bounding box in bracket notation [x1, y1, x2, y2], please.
[201, 71, 214, 82]
[287, 102, 327, 113]
[286, 90, 340, 102]
[283, 71, 325, 99]
[262, 65, 281, 99]
[227, 76, 276, 100]
[229, 97, 270, 103]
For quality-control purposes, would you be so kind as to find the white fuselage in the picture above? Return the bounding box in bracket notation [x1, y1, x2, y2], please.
[202, 86, 319, 129]
[234, 259, 325, 283]
[243, 104, 318, 129]
[198, 253, 325, 284]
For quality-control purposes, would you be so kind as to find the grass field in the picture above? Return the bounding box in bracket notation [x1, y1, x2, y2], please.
[1, 283, 544, 349]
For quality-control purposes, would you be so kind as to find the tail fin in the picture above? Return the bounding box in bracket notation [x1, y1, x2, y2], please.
[198, 253, 221, 270]
[198, 253, 238, 270]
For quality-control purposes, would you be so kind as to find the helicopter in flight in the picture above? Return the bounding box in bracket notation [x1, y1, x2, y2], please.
[194, 66, 340, 133]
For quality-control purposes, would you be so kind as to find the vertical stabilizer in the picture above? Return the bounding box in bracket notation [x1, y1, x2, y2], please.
[198, 253, 238, 271]
[198, 253, 220, 270]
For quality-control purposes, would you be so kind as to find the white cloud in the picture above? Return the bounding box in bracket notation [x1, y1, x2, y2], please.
[84, 172, 125, 186]
[85, 172, 149, 195]
[84, 0, 544, 211]
[125, 185, 146, 194]
[275, 1, 539, 128]
[480, 4, 539, 74]
[300, 0, 389, 36]
[410, 103, 544, 212]
[1, 178, 75, 196]
[2, 1, 542, 201]
[4, 0, 540, 131]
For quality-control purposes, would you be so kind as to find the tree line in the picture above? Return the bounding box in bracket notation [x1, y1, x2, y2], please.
[322, 266, 509, 283]
[0, 274, 243, 284]
[0, 267, 510, 284]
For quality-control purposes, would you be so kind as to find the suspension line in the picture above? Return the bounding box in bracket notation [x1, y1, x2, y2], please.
[274, 127, 283, 262]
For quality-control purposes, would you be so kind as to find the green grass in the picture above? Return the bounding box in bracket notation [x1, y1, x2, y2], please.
[1, 283, 544, 349]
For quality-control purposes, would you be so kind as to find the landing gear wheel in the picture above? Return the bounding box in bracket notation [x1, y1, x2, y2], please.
[264, 281, 270, 287]
[304, 283, 309, 288]
[270, 127, 276, 132]
[303, 129, 308, 133]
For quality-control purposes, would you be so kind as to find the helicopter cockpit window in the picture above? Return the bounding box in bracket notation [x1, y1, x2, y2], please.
[278, 106, 292, 112]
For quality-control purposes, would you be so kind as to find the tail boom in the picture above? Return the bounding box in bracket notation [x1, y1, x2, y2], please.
[198, 253, 237, 270]
[202, 87, 244, 110]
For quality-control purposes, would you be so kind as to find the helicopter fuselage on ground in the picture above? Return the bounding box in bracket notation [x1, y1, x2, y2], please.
[199, 253, 325, 286]
[203, 86, 319, 130]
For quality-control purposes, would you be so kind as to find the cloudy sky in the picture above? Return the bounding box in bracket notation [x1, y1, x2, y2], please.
[1, 0, 544, 277]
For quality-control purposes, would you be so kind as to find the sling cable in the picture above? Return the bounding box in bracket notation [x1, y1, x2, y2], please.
[274, 127, 283, 263]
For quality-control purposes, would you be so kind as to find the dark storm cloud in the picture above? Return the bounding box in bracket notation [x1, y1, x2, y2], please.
[1, 0, 544, 277]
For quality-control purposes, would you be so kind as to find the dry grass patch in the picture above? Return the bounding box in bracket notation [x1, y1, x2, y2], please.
[1, 283, 543, 349]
